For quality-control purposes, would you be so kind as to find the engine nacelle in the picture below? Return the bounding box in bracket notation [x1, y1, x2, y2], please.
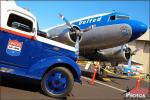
[98, 45, 131, 62]
[79, 44, 131, 62]
[46, 25, 81, 46]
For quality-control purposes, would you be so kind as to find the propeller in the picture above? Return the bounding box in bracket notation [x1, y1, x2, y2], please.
[58, 13, 96, 56]
[127, 48, 140, 68]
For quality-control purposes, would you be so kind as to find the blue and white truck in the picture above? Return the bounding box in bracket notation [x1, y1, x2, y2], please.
[0, 1, 81, 98]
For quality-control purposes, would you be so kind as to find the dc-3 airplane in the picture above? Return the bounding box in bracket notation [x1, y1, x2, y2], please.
[44, 11, 147, 64]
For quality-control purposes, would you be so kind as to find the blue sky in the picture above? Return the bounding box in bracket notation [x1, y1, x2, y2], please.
[16, 1, 149, 30]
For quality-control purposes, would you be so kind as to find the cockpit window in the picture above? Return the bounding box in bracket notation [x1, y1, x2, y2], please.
[116, 16, 129, 20]
[109, 15, 129, 21]
[110, 15, 116, 20]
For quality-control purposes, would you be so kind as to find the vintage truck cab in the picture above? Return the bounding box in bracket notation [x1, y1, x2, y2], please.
[0, 1, 81, 98]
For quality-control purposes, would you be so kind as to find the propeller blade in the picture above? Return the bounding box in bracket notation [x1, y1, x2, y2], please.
[58, 13, 73, 28]
[75, 36, 80, 56]
[131, 48, 140, 55]
[133, 48, 140, 53]
[128, 55, 132, 68]
[82, 24, 96, 32]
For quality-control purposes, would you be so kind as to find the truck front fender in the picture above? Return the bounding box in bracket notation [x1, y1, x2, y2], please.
[27, 56, 81, 82]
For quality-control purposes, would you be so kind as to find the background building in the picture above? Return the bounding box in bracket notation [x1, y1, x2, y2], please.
[129, 29, 150, 74]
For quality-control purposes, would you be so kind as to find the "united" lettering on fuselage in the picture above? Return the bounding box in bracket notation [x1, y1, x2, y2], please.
[78, 16, 102, 25]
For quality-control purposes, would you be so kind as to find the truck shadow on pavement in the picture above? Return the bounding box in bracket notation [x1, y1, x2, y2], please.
[0, 73, 41, 92]
[0, 72, 69, 100]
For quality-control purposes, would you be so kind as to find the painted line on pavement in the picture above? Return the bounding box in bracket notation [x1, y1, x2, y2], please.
[81, 76, 126, 93]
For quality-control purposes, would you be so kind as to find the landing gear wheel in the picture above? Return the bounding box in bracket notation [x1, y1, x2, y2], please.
[41, 67, 74, 98]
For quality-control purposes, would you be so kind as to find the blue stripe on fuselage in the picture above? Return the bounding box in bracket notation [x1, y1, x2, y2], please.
[72, 13, 130, 30]
[72, 12, 146, 42]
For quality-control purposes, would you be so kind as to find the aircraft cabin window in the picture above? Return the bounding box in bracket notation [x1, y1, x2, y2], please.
[110, 15, 116, 21]
[7, 14, 33, 32]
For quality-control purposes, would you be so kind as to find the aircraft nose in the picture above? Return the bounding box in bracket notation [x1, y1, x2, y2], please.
[129, 20, 147, 42]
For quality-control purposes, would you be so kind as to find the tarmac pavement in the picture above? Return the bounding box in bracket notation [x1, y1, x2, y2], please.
[0, 70, 150, 100]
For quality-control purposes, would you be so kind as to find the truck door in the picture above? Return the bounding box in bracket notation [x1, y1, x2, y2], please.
[0, 12, 36, 68]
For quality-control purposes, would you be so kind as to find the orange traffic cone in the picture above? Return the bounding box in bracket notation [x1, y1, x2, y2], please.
[135, 77, 143, 90]
[135, 78, 140, 90]
[91, 64, 98, 85]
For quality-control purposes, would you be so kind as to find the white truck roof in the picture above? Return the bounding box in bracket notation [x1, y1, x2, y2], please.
[1, 1, 36, 27]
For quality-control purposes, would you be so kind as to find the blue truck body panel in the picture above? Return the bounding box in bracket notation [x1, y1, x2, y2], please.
[0, 30, 81, 82]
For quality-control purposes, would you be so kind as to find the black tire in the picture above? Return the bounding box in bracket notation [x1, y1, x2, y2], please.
[41, 67, 74, 98]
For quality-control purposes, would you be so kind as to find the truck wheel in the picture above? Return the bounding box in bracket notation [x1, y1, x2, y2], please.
[41, 67, 74, 98]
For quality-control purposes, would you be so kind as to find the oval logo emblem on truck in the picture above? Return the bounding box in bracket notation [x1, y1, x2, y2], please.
[6, 39, 23, 56]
